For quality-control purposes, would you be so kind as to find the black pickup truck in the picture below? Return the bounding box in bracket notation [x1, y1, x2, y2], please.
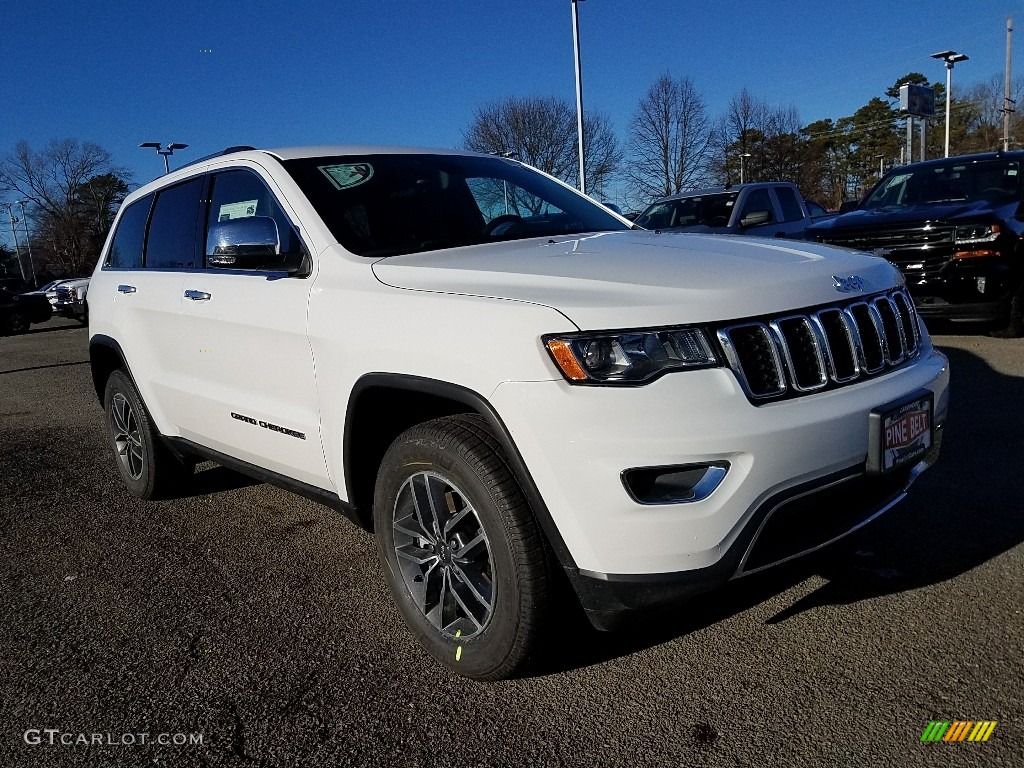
[807, 151, 1024, 337]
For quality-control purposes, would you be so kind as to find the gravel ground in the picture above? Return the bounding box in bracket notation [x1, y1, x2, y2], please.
[1, 319, 1021, 767]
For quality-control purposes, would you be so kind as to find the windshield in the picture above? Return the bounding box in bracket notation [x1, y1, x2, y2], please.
[862, 159, 1023, 210]
[282, 153, 628, 256]
[634, 192, 738, 229]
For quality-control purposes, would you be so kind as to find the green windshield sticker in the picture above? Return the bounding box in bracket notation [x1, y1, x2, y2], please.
[218, 200, 259, 221]
[319, 163, 374, 190]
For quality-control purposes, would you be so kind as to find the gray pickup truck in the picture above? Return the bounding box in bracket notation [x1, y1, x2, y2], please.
[634, 182, 833, 239]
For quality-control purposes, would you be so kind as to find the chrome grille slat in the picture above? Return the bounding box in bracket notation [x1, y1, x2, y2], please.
[719, 289, 921, 403]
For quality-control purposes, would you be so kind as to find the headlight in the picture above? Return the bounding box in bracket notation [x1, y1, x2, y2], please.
[954, 223, 1000, 244]
[544, 327, 719, 385]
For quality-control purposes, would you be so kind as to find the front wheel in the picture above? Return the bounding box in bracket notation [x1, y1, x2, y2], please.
[373, 414, 550, 680]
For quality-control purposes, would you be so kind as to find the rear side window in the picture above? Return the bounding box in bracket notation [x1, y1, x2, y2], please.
[145, 177, 205, 269]
[105, 195, 153, 269]
[774, 187, 804, 222]
[740, 189, 774, 223]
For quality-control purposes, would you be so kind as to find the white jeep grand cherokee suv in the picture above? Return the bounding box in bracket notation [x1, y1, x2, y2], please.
[89, 146, 949, 680]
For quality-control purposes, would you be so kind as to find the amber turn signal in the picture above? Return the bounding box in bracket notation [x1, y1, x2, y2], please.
[545, 339, 588, 380]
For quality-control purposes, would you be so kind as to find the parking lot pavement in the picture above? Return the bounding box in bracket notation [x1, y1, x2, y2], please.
[1, 319, 1021, 767]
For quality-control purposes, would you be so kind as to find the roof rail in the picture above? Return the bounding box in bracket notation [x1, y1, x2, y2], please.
[176, 145, 257, 171]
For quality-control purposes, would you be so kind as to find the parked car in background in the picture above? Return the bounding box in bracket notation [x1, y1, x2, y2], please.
[0, 284, 53, 335]
[54, 278, 90, 324]
[807, 151, 1024, 337]
[634, 182, 832, 239]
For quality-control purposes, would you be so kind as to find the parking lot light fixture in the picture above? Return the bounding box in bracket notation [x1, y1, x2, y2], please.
[139, 142, 189, 174]
[931, 50, 969, 158]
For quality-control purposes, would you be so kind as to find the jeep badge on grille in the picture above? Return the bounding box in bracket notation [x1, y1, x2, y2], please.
[833, 275, 865, 293]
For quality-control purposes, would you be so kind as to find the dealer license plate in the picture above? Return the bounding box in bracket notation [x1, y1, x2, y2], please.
[868, 393, 933, 474]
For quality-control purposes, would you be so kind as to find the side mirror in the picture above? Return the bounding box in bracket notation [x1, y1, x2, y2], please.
[206, 216, 301, 273]
[739, 210, 772, 228]
[838, 200, 859, 213]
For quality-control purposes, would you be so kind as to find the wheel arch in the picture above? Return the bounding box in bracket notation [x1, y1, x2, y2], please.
[89, 334, 132, 404]
[343, 373, 579, 575]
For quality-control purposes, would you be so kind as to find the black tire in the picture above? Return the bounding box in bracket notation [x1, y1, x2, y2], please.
[373, 414, 551, 681]
[7, 311, 29, 334]
[78, 302, 89, 326]
[103, 369, 192, 499]
[990, 287, 1023, 338]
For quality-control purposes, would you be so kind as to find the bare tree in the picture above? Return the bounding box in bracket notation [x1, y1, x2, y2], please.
[462, 96, 621, 196]
[0, 139, 130, 276]
[627, 74, 712, 200]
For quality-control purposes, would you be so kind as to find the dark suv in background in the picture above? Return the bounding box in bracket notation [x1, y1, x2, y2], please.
[807, 152, 1024, 337]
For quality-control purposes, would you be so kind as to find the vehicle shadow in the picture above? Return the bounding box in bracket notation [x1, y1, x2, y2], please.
[176, 463, 262, 497]
[7, 322, 86, 336]
[0, 360, 89, 375]
[532, 344, 1024, 676]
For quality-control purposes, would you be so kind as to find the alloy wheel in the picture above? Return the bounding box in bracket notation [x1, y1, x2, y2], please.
[110, 392, 145, 480]
[392, 471, 495, 639]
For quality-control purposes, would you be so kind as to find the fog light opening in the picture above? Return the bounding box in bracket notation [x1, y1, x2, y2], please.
[622, 462, 729, 505]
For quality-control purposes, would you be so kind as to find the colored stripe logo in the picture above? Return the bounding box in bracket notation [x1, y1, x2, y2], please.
[921, 721, 997, 742]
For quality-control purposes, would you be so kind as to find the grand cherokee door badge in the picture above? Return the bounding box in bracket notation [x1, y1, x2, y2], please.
[230, 411, 306, 440]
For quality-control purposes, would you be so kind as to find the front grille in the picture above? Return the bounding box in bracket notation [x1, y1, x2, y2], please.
[717, 288, 921, 403]
[818, 224, 954, 280]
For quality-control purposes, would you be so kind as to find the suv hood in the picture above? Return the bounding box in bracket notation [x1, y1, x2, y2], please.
[371, 231, 900, 329]
[808, 199, 1019, 234]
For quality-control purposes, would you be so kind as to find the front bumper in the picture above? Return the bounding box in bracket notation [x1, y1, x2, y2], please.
[54, 299, 85, 319]
[490, 344, 949, 628]
[907, 257, 1022, 323]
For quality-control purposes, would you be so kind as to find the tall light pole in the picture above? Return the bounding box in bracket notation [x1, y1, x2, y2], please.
[139, 142, 189, 174]
[16, 200, 37, 286]
[931, 50, 968, 158]
[740, 153, 752, 184]
[4, 203, 26, 281]
[571, 0, 586, 195]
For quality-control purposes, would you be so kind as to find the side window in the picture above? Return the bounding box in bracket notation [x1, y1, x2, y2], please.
[205, 169, 304, 267]
[739, 189, 775, 224]
[145, 177, 205, 269]
[774, 187, 804, 222]
[105, 194, 153, 269]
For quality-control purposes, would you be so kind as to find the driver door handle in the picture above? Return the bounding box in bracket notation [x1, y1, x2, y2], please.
[184, 289, 211, 301]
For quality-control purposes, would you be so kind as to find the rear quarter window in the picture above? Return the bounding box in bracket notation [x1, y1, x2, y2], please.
[105, 195, 153, 269]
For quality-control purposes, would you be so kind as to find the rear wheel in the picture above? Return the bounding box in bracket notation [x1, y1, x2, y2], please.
[373, 414, 550, 680]
[104, 369, 192, 499]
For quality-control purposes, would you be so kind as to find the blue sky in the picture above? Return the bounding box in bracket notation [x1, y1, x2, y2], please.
[0, 0, 1018, 239]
